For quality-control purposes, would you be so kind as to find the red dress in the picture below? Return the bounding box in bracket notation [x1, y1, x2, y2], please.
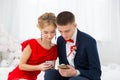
[8, 39, 58, 80]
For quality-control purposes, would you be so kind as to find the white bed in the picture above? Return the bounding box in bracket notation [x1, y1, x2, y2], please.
[0, 64, 120, 80]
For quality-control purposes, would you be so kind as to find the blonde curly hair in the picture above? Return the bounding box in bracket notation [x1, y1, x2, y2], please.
[37, 12, 56, 29]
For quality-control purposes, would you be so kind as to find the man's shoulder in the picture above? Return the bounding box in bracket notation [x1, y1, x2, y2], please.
[77, 30, 96, 43]
[57, 36, 64, 44]
[57, 36, 64, 42]
[57, 36, 63, 40]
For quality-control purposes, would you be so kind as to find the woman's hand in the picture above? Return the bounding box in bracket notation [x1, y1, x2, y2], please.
[39, 62, 54, 71]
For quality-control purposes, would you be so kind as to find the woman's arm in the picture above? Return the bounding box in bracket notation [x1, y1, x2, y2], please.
[19, 45, 53, 71]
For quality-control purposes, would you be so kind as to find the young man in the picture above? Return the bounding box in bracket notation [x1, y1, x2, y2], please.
[44, 11, 101, 80]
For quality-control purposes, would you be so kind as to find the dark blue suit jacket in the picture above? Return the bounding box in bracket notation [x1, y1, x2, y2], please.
[57, 29, 101, 80]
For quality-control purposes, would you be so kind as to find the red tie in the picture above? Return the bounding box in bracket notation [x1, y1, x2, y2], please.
[66, 39, 74, 43]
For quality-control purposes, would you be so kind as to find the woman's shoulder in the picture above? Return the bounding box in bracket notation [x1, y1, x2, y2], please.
[51, 43, 57, 51]
[22, 38, 36, 43]
[24, 38, 41, 44]
[21, 38, 37, 48]
[51, 43, 57, 47]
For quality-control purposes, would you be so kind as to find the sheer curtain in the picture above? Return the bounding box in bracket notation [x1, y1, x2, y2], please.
[77, 0, 113, 41]
[0, 0, 119, 42]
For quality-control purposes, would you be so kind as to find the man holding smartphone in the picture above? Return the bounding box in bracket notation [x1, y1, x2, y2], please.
[44, 11, 101, 80]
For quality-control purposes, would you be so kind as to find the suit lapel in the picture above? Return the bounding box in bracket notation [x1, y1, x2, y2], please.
[60, 37, 69, 64]
[75, 29, 81, 48]
[74, 29, 81, 64]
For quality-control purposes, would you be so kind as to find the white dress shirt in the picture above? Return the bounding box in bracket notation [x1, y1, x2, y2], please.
[66, 28, 80, 76]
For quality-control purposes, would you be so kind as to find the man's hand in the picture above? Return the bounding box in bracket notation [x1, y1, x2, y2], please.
[58, 65, 77, 77]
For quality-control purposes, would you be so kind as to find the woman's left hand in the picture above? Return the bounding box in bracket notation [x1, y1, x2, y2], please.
[39, 62, 53, 71]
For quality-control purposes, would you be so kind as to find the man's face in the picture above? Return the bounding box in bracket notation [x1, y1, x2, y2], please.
[57, 23, 76, 40]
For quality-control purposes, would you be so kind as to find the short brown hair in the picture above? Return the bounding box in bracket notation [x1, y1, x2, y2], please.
[56, 11, 75, 26]
[37, 12, 56, 29]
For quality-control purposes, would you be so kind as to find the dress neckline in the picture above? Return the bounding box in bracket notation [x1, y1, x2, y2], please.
[33, 39, 55, 51]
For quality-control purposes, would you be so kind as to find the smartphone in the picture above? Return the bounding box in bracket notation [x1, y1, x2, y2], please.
[45, 61, 53, 65]
[58, 64, 69, 69]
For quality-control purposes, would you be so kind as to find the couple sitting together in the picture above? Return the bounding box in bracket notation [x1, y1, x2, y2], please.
[8, 11, 101, 80]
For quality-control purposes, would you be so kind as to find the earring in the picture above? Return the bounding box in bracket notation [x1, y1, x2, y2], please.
[41, 33, 42, 40]
[55, 33, 56, 40]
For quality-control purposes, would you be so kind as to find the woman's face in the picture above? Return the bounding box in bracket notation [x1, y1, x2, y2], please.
[41, 25, 56, 42]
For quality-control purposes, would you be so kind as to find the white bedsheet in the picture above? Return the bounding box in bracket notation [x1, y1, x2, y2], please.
[0, 64, 120, 80]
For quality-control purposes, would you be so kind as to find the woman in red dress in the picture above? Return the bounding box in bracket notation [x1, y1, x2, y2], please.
[8, 12, 58, 80]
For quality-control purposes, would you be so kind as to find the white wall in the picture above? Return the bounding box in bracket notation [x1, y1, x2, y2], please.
[98, 0, 120, 65]
[0, 0, 120, 65]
